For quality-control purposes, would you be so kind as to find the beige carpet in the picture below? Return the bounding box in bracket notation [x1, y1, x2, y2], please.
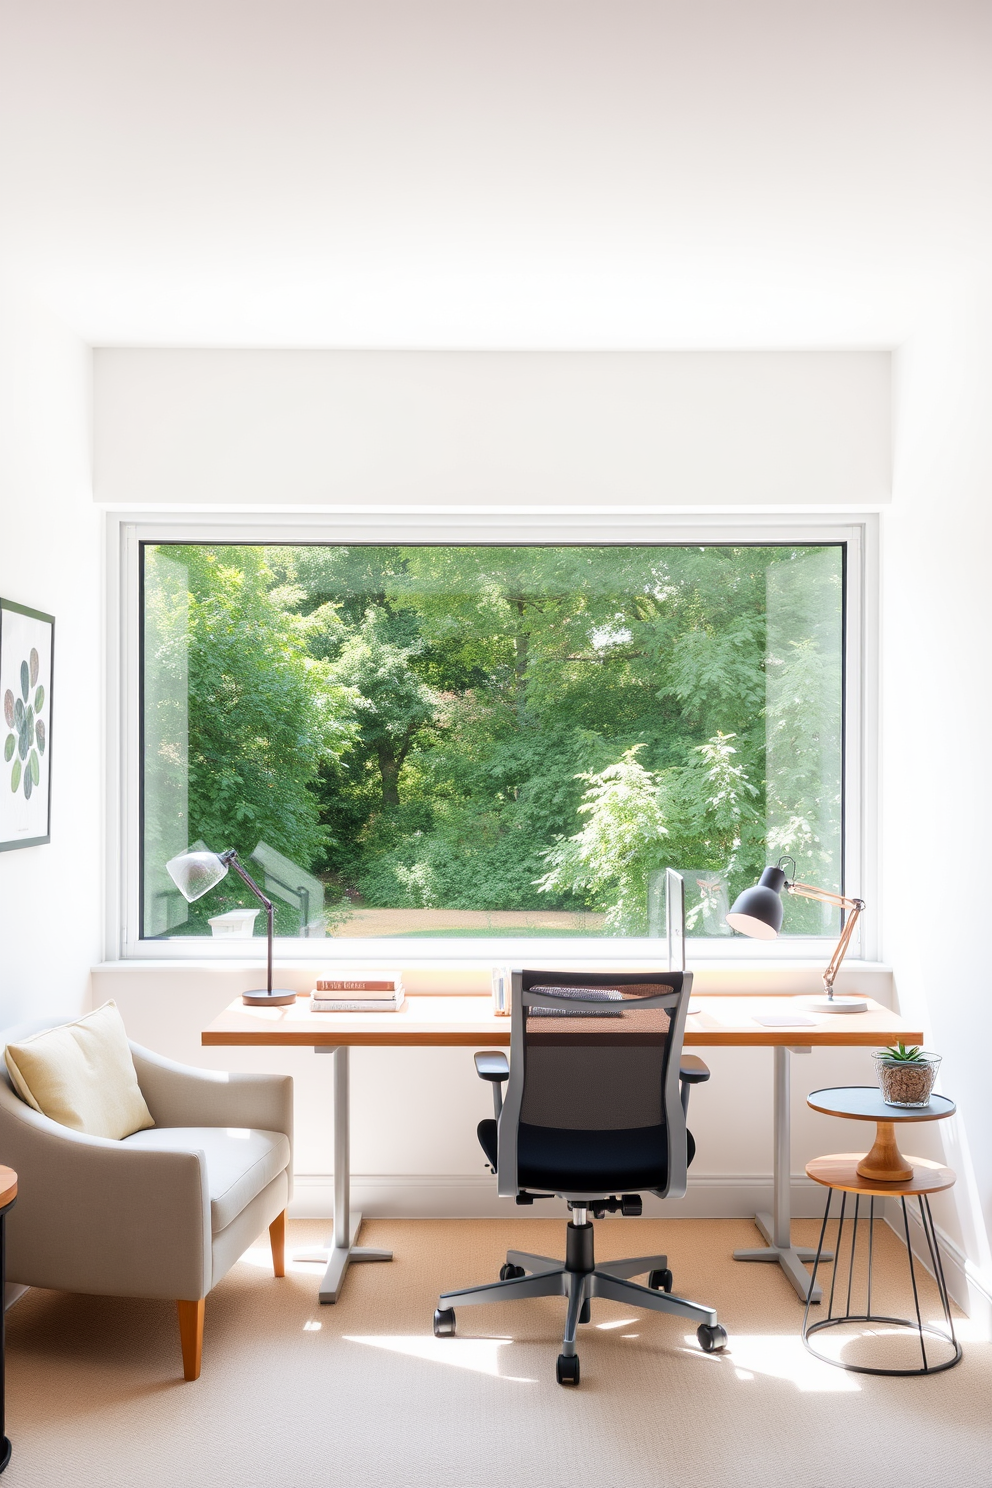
[3, 1217, 988, 1488]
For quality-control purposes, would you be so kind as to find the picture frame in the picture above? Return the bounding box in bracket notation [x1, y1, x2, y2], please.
[0, 598, 54, 851]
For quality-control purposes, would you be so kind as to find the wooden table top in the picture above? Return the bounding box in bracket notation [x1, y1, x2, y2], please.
[808, 1087, 955, 1123]
[806, 1153, 955, 1197]
[0, 1166, 17, 1209]
[202, 993, 924, 1049]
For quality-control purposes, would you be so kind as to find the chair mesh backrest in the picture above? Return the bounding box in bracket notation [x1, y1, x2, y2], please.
[518, 973, 683, 1132]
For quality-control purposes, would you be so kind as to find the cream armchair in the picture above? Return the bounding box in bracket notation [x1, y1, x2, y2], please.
[0, 1019, 293, 1380]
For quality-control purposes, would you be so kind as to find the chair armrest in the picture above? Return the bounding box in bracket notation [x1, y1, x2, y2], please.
[474, 1051, 509, 1082]
[475, 1051, 509, 1119]
[130, 1042, 294, 1143]
[679, 1055, 710, 1117]
[679, 1056, 710, 1084]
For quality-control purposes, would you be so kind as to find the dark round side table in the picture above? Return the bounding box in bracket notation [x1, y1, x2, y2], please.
[803, 1088, 960, 1377]
[0, 1166, 17, 1472]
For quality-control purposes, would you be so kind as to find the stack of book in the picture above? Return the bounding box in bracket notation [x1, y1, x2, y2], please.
[310, 975, 405, 1012]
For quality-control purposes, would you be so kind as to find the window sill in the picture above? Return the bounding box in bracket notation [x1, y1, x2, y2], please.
[93, 957, 894, 1000]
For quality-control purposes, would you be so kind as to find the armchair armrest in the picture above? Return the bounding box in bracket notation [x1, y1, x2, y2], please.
[0, 1085, 212, 1300]
[130, 1042, 293, 1144]
[475, 1051, 509, 1119]
[679, 1055, 711, 1117]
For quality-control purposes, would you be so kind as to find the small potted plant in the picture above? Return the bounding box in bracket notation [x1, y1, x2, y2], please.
[873, 1041, 941, 1107]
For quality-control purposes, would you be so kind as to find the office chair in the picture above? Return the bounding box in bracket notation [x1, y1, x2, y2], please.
[432, 969, 727, 1385]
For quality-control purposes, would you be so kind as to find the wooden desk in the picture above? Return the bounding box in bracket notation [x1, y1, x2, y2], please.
[202, 993, 924, 1303]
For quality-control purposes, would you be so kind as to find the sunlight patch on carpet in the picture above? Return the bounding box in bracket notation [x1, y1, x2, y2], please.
[346, 1335, 537, 1381]
[240, 1242, 334, 1277]
[683, 1333, 861, 1393]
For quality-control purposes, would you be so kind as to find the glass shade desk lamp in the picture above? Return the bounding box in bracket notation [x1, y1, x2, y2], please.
[726, 857, 868, 1014]
[166, 849, 297, 1007]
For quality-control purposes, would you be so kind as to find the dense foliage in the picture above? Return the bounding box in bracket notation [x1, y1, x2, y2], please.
[143, 542, 842, 937]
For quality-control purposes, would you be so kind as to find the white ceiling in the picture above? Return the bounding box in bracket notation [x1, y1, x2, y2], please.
[0, 0, 988, 347]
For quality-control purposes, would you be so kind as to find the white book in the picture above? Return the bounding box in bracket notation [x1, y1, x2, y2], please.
[311, 982, 403, 1000]
[310, 991, 405, 1012]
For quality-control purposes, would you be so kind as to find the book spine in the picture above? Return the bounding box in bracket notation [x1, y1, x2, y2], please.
[310, 997, 404, 1012]
[315, 980, 400, 992]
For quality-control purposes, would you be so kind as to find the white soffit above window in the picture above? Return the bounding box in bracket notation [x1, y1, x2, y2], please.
[94, 349, 890, 510]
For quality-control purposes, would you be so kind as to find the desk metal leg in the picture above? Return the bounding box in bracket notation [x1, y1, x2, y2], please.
[293, 1047, 393, 1303]
[733, 1046, 829, 1303]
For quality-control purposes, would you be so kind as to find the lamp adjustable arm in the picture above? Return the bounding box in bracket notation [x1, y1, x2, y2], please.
[787, 881, 865, 994]
[220, 851, 275, 993]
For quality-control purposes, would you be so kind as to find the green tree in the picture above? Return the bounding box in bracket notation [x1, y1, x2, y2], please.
[148, 546, 358, 869]
[535, 746, 670, 933]
[536, 735, 761, 934]
[331, 610, 438, 809]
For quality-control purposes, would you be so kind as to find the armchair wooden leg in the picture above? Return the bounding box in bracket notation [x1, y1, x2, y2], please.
[269, 1209, 287, 1278]
[177, 1298, 205, 1381]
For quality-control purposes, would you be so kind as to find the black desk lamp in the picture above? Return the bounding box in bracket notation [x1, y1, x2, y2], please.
[726, 857, 867, 1014]
[166, 848, 297, 1007]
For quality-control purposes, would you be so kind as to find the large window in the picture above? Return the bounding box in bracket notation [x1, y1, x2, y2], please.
[138, 539, 846, 949]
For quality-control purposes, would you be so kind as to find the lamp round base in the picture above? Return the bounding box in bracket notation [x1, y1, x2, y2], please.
[241, 989, 297, 1007]
[804, 995, 869, 1015]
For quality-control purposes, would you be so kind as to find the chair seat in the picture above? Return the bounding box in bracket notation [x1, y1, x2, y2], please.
[478, 1119, 695, 1194]
[121, 1127, 291, 1232]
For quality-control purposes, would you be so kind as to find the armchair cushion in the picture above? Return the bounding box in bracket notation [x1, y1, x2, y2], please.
[121, 1126, 291, 1233]
[5, 1002, 154, 1140]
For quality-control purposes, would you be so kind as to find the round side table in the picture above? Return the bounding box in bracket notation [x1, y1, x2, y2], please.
[803, 1088, 960, 1377]
[0, 1167, 17, 1473]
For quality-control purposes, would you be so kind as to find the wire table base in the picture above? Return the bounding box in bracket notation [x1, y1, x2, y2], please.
[802, 1187, 962, 1377]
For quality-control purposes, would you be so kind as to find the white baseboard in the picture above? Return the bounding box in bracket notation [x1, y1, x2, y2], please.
[887, 1200, 992, 1335]
[288, 1172, 827, 1222]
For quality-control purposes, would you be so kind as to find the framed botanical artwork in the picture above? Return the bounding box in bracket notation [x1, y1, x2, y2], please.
[1, 598, 54, 851]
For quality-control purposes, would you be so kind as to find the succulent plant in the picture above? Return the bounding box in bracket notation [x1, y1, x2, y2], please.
[4, 646, 46, 800]
[881, 1040, 924, 1063]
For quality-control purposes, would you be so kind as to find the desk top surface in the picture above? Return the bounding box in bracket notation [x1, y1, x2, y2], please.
[202, 993, 924, 1049]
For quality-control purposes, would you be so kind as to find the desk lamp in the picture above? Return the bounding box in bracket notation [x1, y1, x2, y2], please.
[726, 857, 867, 1014]
[166, 848, 296, 1007]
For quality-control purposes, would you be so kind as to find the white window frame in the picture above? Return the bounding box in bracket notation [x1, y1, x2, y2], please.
[106, 508, 878, 968]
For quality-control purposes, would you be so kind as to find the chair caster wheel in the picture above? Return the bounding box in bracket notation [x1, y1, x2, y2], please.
[499, 1263, 526, 1280]
[433, 1308, 456, 1337]
[578, 1299, 591, 1324]
[556, 1353, 580, 1386]
[696, 1323, 728, 1352]
[648, 1268, 673, 1293]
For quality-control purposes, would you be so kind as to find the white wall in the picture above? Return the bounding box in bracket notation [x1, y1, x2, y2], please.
[0, 292, 101, 1025]
[88, 344, 902, 1251]
[882, 311, 992, 1328]
[94, 349, 890, 508]
[97, 959, 894, 1225]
